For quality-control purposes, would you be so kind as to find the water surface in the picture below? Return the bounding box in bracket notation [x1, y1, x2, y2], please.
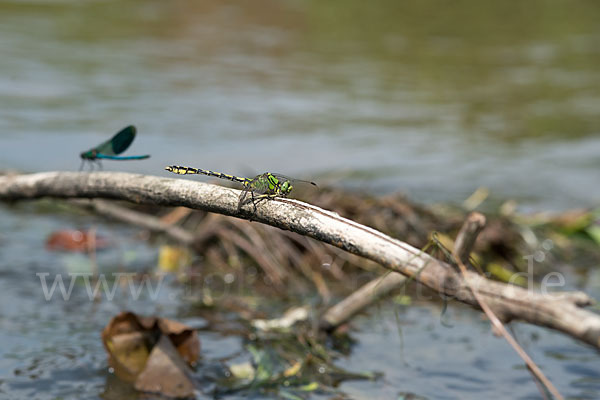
[1, 0, 599, 210]
[1, 1, 600, 399]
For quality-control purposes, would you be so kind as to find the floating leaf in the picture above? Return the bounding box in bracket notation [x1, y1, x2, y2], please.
[229, 361, 255, 380]
[102, 311, 200, 384]
[283, 361, 302, 377]
[46, 229, 109, 252]
[158, 245, 192, 273]
[251, 307, 309, 332]
[297, 382, 319, 391]
[134, 335, 196, 398]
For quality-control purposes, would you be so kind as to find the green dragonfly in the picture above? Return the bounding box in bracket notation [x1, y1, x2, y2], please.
[165, 165, 317, 210]
[80, 125, 150, 170]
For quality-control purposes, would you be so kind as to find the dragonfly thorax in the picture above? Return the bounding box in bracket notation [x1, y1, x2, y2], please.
[80, 149, 97, 160]
[260, 173, 293, 196]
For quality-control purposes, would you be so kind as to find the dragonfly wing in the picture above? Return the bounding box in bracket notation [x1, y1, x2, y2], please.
[270, 173, 318, 188]
[96, 125, 137, 156]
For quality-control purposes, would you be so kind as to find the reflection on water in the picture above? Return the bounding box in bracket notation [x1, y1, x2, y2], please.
[0, 0, 599, 209]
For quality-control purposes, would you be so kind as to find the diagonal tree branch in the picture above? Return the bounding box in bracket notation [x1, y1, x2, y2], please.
[1, 171, 599, 349]
[70, 199, 196, 245]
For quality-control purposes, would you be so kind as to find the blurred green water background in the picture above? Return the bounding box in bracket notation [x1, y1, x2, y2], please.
[1, 0, 599, 210]
[1, 1, 600, 399]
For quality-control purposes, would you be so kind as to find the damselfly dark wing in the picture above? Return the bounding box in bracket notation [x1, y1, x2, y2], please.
[95, 125, 137, 156]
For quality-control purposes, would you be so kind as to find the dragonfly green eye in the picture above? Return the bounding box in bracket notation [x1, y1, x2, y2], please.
[281, 181, 293, 194]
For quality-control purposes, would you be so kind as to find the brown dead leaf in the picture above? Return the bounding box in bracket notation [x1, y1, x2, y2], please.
[157, 318, 200, 365]
[46, 229, 109, 252]
[134, 335, 196, 398]
[105, 331, 152, 381]
[102, 311, 200, 385]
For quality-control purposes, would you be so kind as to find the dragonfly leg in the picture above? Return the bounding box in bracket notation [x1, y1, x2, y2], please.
[252, 194, 275, 211]
[237, 190, 278, 214]
[237, 191, 260, 214]
[250, 193, 274, 212]
[78, 159, 85, 172]
[237, 189, 250, 211]
[246, 191, 257, 213]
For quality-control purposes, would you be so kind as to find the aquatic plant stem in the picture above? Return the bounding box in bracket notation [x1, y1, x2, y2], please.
[453, 213, 562, 400]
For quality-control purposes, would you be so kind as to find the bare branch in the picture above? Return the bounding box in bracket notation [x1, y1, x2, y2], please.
[454, 212, 486, 265]
[1, 171, 599, 349]
[320, 212, 489, 332]
[319, 272, 407, 331]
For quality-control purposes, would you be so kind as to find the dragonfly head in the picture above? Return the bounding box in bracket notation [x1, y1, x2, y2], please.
[280, 180, 293, 195]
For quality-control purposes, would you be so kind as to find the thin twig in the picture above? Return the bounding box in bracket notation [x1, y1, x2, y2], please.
[72, 199, 195, 245]
[451, 214, 563, 400]
[453, 212, 486, 265]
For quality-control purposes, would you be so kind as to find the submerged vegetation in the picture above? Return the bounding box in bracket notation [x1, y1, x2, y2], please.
[7, 175, 598, 398]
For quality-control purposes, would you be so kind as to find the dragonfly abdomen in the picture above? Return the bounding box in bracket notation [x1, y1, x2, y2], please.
[165, 166, 249, 185]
